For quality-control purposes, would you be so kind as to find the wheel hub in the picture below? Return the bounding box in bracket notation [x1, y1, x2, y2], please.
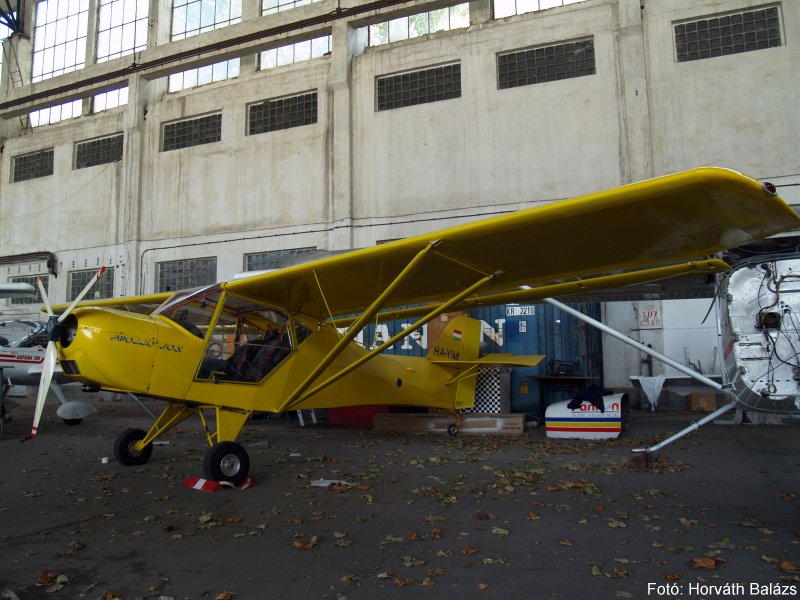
[220, 453, 241, 477]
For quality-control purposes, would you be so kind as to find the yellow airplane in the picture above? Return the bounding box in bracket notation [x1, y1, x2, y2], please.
[30, 168, 800, 486]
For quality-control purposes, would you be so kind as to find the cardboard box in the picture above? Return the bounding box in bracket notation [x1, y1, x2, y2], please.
[373, 412, 524, 436]
[690, 392, 717, 412]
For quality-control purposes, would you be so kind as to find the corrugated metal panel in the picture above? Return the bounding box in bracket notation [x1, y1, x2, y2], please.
[357, 320, 428, 357]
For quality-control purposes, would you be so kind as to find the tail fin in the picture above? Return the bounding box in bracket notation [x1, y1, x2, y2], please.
[427, 316, 482, 409]
[427, 315, 546, 410]
[427, 315, 481, 364]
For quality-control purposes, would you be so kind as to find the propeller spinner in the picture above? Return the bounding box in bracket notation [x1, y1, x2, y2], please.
[29, 266, 105, 439]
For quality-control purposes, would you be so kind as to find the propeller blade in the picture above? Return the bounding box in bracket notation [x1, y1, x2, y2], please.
[58, 266, 105, 323]
[36, 277, 54, 317]
[30, 341, 57, 438]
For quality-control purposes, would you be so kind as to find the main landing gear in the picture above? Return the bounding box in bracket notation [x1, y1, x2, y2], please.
[111, 403, 252, 486]
[203, 441, 250, 487]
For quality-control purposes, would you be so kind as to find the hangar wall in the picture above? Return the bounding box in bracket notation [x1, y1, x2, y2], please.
[0, 0, 798, 389]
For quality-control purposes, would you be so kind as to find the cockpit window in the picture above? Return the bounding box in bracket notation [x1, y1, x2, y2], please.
[155, 285, 222, 338]
[196, 294, 293, 383]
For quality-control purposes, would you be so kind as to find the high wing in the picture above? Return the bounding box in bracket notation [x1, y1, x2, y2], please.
[226, 168, 800, 320]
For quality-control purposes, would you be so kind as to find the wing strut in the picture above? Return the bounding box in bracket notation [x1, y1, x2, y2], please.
[279, 270, 498, 412]
[277, 241, 442, 411]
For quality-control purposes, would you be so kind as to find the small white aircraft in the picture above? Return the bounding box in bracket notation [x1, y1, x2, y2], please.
[0, 317, 97, 426]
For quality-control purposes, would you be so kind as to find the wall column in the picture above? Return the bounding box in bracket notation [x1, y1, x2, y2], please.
[326, 19, 367, 251]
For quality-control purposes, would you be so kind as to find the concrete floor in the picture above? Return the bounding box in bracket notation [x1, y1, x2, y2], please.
[0, 392, 798, 599]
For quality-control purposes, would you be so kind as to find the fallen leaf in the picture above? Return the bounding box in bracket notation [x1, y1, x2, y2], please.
[214, 593, 237, 600]
[460, 547, 478, 556]
[689, 556, 720, 570]
[473, 511, 495, 521]
[665, 572, 683, 581]
[558, 539, 573, 546]
[779, 561, 799, 573]
[609, 567, 630, 579]
[401, 555, 425, 568]
[607, 520, 627, 529]
[491, 527, 510, 538]
[292, 535, 318, 550]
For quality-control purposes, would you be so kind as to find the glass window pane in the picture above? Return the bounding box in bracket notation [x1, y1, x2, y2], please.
[388, 16, 408, 42]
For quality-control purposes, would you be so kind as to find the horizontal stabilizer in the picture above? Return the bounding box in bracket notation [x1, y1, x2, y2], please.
[429, 353, 545, 368]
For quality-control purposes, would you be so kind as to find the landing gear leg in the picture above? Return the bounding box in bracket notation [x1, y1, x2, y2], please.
[447, 411, 463, 436]
[114, 428, 153, 465]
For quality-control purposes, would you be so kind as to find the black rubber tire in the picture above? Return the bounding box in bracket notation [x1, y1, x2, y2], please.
[114, 428, 153, 466]
[203, 441, 250, 486]
[447, 423, 459, 436]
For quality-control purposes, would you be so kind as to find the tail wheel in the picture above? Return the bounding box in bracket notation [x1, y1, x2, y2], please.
[447, 423, 459, 436]
[203, 442, 250, 486]
[114, 428, 153, 466]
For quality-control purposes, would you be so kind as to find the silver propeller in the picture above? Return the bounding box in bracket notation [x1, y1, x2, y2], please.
[29, 266, 105, 438]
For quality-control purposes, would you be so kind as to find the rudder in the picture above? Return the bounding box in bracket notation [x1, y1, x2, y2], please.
[426, 315, 481, 364]
[427, 316, 482, 410]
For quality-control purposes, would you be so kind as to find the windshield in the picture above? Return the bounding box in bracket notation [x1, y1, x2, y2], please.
[154, 284, 222, 338]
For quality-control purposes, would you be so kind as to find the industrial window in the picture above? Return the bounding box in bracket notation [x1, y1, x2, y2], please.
[94, 87, 129, 113]
[157, 257, 217, 292]
[68, 267, 115, 300]
[171, 0, 239, 39]
[248, 92, 317, 135]
[96, 0, 149, 62]
[11, 148, 54, 183]
[262, 0, 322, 15]
[259, 35, 331, 70]
[168, 60, 239, 92]
[29, 0, 88, 126]
[494, 0, 588, 19]
[376, 63, 461, 111]
[74, 133, 124, 169]
[169, 0, 241, 92]
[245, 247, 318, 271]
[9, 275, 46, 305]
[367, 3, 469, 47]
[29, 100, 83, 127]
[498, 38, 595, 89]
[162, 113, 222, 151]
[31, 0, 89, 83]
[675, 7, 781, 63]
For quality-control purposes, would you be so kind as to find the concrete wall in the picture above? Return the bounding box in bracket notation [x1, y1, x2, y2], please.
[0, 0, 798, 387]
